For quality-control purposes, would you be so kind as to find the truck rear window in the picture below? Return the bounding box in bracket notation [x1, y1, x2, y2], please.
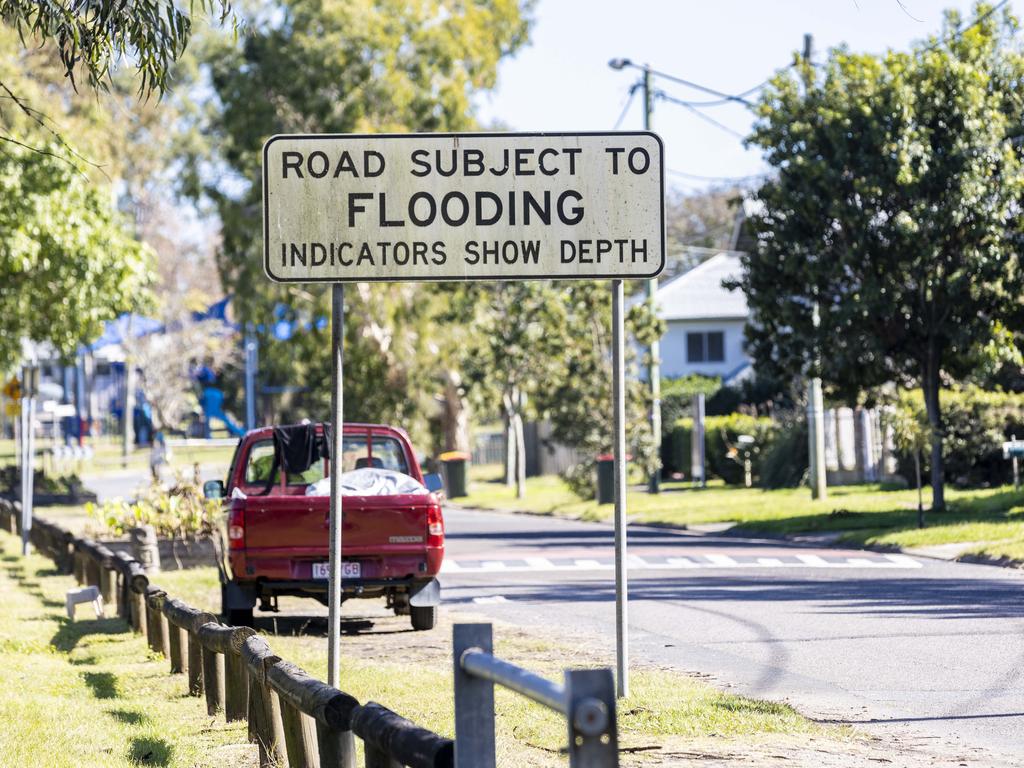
[241, 434, 409, 487]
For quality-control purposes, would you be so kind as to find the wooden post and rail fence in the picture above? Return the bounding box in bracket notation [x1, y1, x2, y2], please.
[0, 497, 619, 767]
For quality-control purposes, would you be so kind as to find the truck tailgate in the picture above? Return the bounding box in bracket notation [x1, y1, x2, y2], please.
[243, 493, 431, 556]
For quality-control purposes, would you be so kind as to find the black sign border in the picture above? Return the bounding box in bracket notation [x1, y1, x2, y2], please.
[262, 131, 666, 284]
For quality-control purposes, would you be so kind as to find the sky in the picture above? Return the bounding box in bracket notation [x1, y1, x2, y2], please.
[474, 0, 993, 194]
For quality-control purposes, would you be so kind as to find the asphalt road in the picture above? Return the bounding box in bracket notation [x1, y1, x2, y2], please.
[439, 505, 1024, 760]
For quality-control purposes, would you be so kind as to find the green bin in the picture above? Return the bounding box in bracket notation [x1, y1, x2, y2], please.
[440, 451, 470, 499]
[596, 454, 615, 504]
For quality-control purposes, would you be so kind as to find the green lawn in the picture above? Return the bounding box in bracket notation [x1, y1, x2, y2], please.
[0, 437, 237, 481]
[0, 534, 251, 768]
[460, 467, 1024, 565]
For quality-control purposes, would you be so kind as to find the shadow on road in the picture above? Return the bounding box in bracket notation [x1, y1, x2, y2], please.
[443, 575, 1024, 620]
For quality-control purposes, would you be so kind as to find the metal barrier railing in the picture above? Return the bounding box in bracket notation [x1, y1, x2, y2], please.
[453, 623, 618, 768]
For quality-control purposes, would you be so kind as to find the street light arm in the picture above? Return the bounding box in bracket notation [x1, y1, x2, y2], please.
[607, 58, 753, 106]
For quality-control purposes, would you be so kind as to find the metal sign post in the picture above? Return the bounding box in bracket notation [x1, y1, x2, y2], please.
[610, 279, 629, 698]
[327, 283, 345, 688]
[262, 131, 664, 696]
[20, 364, 38, 556]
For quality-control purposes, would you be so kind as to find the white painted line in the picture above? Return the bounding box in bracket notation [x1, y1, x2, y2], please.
[440, 552, 924, 574]
[665, 557, 700, 569]
[845, 557, 874, 567]
[884, 553, 923, 568]
[796, 554, 831, 567]
[705, 554, 740, 567]
[525, 556, 556, 570]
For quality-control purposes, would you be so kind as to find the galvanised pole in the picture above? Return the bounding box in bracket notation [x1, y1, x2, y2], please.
[327, 283, 345, 687]
[643, 65, 662, 494]
[611, 279, 629, 698]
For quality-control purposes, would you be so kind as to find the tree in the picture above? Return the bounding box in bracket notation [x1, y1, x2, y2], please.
[536, 282, 662, 499]
[0, 141, 154, 365]
[190, 0, 530, 446]
[736, 3, 1024, 511]
[0, 1, 230, 96]
[463, 282, 569, 498]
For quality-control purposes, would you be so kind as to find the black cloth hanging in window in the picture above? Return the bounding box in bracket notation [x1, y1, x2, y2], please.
[258, 423, 330, 495]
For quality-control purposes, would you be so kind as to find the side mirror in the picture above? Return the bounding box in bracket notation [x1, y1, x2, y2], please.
[203, 480, 226, 499]
[423, 472, 445, 495]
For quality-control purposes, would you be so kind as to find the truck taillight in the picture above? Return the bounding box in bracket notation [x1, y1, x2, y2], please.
[426, 503, 444, 547]
[228, 504, 245, 549]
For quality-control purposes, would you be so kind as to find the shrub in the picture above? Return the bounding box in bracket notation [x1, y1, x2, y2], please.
[890, 387, 1024, 487]
[758, 416, 808, 489]
[667, 414, 776, 485]
[85, 477, 222, 543]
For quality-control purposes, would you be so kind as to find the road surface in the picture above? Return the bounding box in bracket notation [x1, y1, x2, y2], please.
[440, 505, 1024, 760]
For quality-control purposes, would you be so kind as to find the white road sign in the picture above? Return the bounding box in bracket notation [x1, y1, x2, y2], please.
[262, 132, 664, 283]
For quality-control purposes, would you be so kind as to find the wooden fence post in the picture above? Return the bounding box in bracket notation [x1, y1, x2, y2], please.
[99, 566, 116, 607]
[196, 619, 226, 715]
[242, 635, 288, 767]
[280, 700, 320, 768]
[145, 589, 168, 656]
[167, 617, 185, 674]
[225, 626, 255, 722]
[315, 723, 357, 768]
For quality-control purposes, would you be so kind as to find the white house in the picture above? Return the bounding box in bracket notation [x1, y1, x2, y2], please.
[653, 252, 752, 384]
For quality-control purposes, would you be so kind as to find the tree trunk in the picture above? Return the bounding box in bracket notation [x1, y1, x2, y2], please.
[441, 369, 470, 453]
[922, 342, 945, 513]
[503, 391, 515, 487]
[513, 408, 526, 499]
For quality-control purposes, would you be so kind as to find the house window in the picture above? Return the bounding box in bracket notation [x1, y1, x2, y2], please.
[686, 331, 725, 363]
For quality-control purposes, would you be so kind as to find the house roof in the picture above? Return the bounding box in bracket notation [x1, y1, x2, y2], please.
[654, 252, 747, 321]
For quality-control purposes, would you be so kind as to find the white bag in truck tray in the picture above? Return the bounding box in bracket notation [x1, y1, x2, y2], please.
[305, 467, 429, 497]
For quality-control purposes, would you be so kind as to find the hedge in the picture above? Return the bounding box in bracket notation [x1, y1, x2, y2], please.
[665, 413, 776, 485]
[893, 387, 1024, 487]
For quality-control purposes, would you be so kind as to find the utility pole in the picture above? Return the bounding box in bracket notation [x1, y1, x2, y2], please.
[122, 316, 134, 468]
[808, 302, 827, 500]
[802, 34, 827, 501]
[244, 324, 258, 431]
[642, 65, 662, 494]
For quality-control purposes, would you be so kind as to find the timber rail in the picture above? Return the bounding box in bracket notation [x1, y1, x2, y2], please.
[0, 497, 618, 767]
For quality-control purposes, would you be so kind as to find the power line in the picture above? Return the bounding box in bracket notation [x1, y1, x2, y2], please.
[612, 82, 641, 129]
[920, 0, 1009, 52]
[668, 168, 766, 183]
[655, 90, 748, 140]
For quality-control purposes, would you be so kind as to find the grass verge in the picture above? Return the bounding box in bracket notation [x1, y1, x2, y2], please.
[461, 467, 1024, 565]
[0, 533, 251, 768]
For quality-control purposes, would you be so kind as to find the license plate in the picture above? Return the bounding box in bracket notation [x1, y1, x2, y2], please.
[312, 561, 360, 580]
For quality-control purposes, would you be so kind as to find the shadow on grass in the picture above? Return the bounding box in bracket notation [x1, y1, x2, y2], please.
[108, 708, 149, 726]
[2, 563, 65, 608]
[130, 736, 172, 766]
[51, 616, 129, 652]
[83, 670, 119, 699]
[253, 615, 380, 637]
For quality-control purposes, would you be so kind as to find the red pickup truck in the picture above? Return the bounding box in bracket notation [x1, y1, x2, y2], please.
[205, 423, 444, 630]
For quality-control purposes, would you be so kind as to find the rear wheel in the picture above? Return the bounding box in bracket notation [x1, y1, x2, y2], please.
[410, 605, 437, 631]
[227, 608, 254, 627]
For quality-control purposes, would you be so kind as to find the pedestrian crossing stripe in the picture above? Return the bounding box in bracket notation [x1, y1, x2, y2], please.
[440, 552, 922, 574]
